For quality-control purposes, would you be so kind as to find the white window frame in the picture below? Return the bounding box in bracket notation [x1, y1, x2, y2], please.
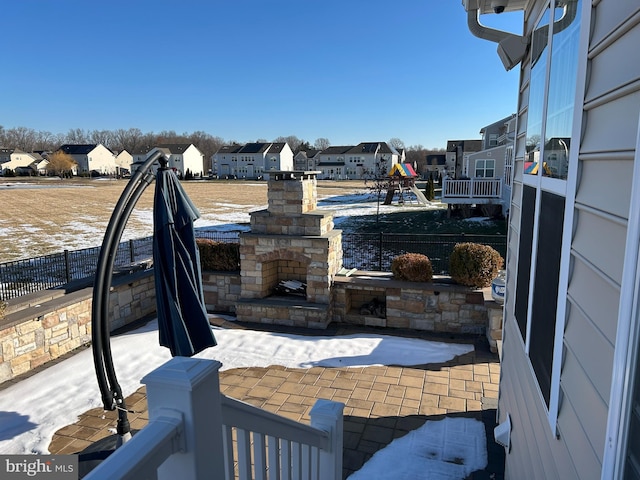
[516, 0, 588, 434]
[474, 159, 495, 178]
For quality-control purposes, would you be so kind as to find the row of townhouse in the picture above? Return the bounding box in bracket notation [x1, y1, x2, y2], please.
[212, 141, 405, 180]
[212, 142, 294, 179]
[0, 143, 206, 177]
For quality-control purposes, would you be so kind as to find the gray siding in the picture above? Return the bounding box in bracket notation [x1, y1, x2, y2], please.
[500, 1, 640, 478]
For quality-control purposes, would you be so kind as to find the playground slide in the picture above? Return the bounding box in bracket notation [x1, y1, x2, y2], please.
[409, 185, 431, 205]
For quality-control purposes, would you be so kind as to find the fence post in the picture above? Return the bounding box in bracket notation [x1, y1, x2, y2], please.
[378, 232, 383, 271]
[310, 399, 344, 480]
[143, 357, 226, 480]
[64, 250, 71, 283]
[129, 239, 135, 263]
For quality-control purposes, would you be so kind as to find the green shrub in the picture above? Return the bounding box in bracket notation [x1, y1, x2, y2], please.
[391, 253, 433, 282]
[449, 242, 504, 288]
[196, 239, 240, 271]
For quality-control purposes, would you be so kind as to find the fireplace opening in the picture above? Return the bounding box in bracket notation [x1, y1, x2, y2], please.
[262, 259, 309, 299]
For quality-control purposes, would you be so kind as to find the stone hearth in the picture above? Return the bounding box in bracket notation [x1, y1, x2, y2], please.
[236, 171, 343, 328]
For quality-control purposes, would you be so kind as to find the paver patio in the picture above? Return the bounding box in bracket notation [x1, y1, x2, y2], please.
[45, 316, 504, 479]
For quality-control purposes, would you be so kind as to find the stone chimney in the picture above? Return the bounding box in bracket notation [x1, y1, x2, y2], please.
[236, 171, 343, 328]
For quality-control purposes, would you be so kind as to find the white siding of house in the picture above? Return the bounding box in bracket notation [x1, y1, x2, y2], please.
[500, 1, 640, 478]
[87, 145, 117, 174]
[181, 144, 204, 175]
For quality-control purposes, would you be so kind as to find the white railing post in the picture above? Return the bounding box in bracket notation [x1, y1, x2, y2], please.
[310, 399, 344, 480]
[142, 357, 225, 480]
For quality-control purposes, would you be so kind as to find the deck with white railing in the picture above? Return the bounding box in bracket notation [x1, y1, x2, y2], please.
[441, 178, 503, 204]
[85, 357, 343, 480]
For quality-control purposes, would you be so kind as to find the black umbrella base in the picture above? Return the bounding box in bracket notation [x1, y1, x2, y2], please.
[77, 431, 139, 478]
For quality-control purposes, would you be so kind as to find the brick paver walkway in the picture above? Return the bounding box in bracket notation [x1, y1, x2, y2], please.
[47, 318, 503, 479]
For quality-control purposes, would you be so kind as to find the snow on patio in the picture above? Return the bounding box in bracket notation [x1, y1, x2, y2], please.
[0, 318, 487, 478]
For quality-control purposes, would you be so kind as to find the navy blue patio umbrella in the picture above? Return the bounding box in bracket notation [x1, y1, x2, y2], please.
[83, 154, 216, 475]
[153, 158, 217, 357]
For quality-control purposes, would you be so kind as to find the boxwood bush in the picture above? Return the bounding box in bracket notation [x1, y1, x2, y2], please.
[391, 253, 433, 282]
[449, 242, 504, 288]
[196, 239, 240, 271]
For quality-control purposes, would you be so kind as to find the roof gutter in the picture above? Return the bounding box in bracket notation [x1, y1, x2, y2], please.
[467, 7, 529, 71]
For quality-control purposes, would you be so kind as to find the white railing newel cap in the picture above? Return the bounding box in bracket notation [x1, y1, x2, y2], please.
[142, 357, 223, 390]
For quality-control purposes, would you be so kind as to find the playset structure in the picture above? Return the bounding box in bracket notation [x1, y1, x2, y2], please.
[383, 163, 430, 205]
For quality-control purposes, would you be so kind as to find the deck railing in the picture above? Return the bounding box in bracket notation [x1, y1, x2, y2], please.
[441, 178, 502, 200]
[85, 357, 343, 480]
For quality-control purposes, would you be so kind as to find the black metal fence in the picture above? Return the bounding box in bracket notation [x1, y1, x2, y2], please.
[0, 231, 505, 302]
[0, 232, 240, 302]
[341, 233, 507, 275]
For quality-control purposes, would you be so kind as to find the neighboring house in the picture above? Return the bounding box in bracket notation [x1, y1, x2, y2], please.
[479, 114, 516, 150]
[0, 149, 41, 175]
[36, 158, 49, 175]
[422, 154, 447, 179]
[316, 142, 400, 179]
[0, 147, 12, 169]
[129, 145, 155, 174]
[263, 142, 294, 177]
[211, 144, 242, 177]
[462, 0, 640, 478]
[213, 142, 293, 179]
[146, 144, 205, 177]
[58, 144, 117, 176]
[445, 139, 482, 179]
[442, 115, 516, 215]
[115, 150, 133, 175]
[293, 149, 321, 171]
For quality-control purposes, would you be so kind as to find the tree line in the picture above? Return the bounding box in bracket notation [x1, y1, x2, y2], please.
[0, 126, 444, 172]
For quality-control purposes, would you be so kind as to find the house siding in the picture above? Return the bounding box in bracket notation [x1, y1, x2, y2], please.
[499, 1, 640, 478]
[501, 321, 578, 479]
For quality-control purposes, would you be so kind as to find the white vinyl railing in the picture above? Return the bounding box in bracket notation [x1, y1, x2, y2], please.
[85, 357, 343, 480]
[442, 178, 502, 200]
[221, 396, 342, 480]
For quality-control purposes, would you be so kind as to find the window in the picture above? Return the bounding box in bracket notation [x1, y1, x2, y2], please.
[489, 134, 498, 147]
[516, 0, 581, 421]
[474, 159, 495, 178]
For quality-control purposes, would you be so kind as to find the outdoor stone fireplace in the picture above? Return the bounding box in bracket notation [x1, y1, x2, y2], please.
[236, 171, 343, 328]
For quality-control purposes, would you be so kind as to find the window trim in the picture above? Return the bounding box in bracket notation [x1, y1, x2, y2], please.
[515, 0, 587, 434]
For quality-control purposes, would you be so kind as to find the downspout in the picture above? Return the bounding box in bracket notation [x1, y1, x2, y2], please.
[467, 7, 529, 71]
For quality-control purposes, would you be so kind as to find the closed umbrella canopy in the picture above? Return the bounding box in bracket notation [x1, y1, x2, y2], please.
[153, 164, 216, 357]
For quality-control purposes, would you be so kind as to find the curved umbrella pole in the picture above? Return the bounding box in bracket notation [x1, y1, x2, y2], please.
[91, 151, 164, 446]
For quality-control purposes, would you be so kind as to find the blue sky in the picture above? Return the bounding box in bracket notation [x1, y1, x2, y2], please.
[3, 1, 523, 149]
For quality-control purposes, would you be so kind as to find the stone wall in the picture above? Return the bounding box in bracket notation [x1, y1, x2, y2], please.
[202, 270, 501, 338]
[0, 268, 504, 384]
[201, 271, 240, 313]
[0, 271, 156, 384]
[332, 273, 489, 334]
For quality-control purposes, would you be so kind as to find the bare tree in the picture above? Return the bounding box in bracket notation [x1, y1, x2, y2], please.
[313, 137, 331, 150]
[34, 131, 63, 151]
[113, 128, 144, 153]
[366, 157, 392, 225]
[2, 127, 39, 151]
[65, 128, 89, 144]
[46, 150, 77, 177]
[273, 135, 306, 153]
[388, 137, 405, 150]
[90, 130, 115, 149]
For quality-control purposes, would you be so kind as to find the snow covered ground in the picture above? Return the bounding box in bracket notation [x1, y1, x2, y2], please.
[0, 317, 489, 479]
